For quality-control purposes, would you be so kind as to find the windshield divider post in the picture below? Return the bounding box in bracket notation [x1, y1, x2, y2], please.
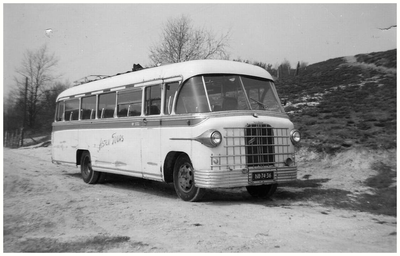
[238, 76, 252, 110]
[201, 76, 212, 112]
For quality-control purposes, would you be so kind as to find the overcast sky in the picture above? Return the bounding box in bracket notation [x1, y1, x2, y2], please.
[3, 3, 397, 95]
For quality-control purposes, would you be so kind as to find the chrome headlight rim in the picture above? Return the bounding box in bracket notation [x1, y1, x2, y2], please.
[290, 129, 301, 144]
[194, 129, 223, 148]
[210, 130, 222, 147]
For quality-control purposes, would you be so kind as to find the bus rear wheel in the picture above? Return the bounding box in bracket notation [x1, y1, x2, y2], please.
[246, 184, 277, 198]
[80, 151, 100, 184]
[173, 155, 205, 202]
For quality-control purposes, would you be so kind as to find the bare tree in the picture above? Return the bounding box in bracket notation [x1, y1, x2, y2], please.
[37, 81, 70, 130]
[14, 44, 59, 129]
[149, 15, 230, 65]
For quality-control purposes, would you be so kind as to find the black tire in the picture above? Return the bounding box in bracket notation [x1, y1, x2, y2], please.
[173, 154, 205, 202]
[97, 172, 107, 184]
[246, 184, 277, 198]
[80, 151, 100, 184]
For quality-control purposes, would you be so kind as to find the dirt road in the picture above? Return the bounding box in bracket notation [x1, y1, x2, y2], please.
[3, 146, 396, 252]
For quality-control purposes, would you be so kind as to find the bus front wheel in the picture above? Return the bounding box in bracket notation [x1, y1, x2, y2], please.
[80, 151, 100, 184]
[173, 155, 205, 202]
[246, 184, 277, 198]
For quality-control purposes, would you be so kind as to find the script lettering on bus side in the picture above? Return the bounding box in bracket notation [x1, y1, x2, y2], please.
[98, 133, 124, 152]
[112, 133, 124, 145]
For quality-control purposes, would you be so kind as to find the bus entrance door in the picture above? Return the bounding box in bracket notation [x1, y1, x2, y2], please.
[141, 120, 162, 181]
[141, 84, 163, 181]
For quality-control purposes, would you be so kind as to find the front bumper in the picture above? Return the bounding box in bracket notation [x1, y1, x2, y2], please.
[194, 166, 297, 188]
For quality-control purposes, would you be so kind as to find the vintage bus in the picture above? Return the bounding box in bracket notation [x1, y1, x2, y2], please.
[52, 59, 301, 202]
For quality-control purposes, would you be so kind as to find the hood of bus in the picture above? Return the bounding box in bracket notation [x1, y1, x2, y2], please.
[197, 111, 293, 130]
[190, 110, 291, 127]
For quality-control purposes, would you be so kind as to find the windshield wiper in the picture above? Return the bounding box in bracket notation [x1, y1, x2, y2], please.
[249, 97, 266, 110]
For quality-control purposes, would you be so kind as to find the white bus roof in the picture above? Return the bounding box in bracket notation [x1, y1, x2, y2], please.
[57, 59, 274, 100]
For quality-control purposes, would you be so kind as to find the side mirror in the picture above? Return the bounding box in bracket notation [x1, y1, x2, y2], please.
[281, 98, 287, 106]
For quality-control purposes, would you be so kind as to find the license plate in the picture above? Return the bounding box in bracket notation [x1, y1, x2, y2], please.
[252, 171, 274, 181]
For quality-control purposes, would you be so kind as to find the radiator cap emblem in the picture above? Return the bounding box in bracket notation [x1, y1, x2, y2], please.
[253, 113, 258, 118]
[248, 137, 256, 145]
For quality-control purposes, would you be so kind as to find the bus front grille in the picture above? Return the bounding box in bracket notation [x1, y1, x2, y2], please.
[245, 124, 274, 167]
[211, 124, 293, 171]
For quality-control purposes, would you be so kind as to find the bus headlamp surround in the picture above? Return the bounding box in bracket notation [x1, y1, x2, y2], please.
[195, 129, 222, 148]
[210, 130, 222, 146]
[290, 129, 301, 144]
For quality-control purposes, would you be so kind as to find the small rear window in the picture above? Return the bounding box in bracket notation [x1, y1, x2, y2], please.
[65, 98, 79, 121]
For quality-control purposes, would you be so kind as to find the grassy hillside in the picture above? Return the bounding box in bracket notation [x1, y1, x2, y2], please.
[275, 49, 396, 153]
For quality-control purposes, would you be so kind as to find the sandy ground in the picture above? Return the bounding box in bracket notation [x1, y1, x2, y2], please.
[3, 146, 397, 252]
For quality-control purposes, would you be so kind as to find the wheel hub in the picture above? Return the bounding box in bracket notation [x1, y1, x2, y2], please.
[178, 163, 194, 192]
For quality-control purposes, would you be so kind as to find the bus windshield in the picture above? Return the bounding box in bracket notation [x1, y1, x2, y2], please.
[175, 74, 283, 114]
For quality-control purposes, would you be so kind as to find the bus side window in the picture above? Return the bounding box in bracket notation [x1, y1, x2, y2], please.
[81, 95, 96, 120]
[164, 82, 180, 115]
[65, 98, 79, 121]
[145, 85, 161, 115]
[55, 101, 65, 121]
[117, 89, 142, 117]
[98, 92, 116, 119]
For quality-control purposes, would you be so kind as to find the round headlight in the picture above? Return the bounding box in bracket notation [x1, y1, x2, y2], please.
[195, 129, 223, 147]
[290, 129, 301, 144]
[210, 130, 222, 146]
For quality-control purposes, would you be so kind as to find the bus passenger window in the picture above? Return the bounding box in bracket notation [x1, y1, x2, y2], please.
[55, 101, 65, 121]
[117, 89, 142, 117]
[65, 98, 79, 121]
[81, 95, 96, 120]
[145, 85, 161, 115]
[164, 82, 180, 115]
[98, 92, 116, 118]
